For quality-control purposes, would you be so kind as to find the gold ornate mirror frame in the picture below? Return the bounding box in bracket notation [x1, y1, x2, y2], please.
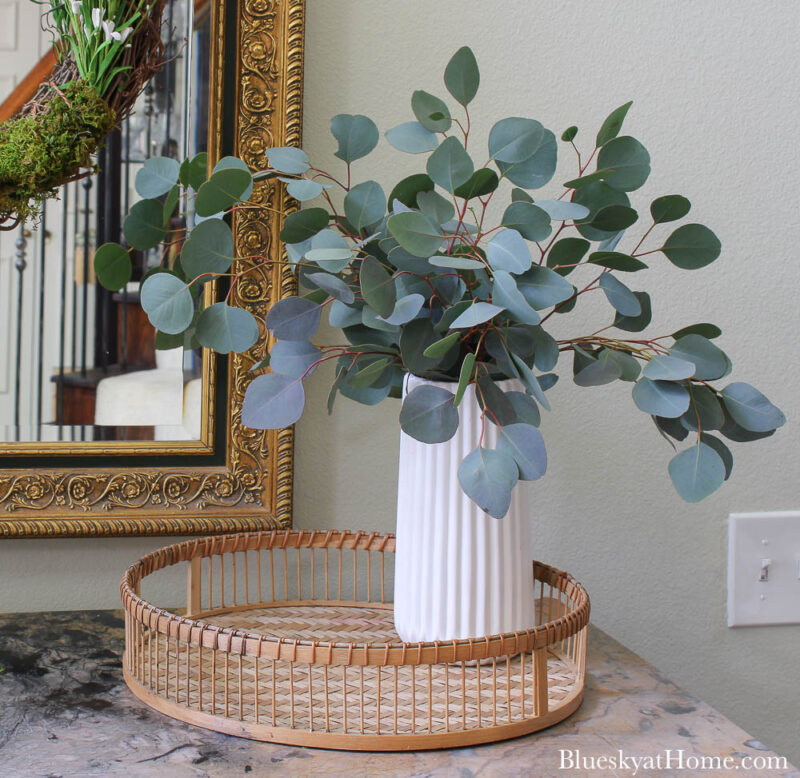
[0, 0, 304, 538]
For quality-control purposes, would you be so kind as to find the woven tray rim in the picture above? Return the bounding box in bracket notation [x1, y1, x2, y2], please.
[121, 530, 590, 665]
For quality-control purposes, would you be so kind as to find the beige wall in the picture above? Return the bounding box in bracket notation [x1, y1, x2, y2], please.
[1, 0, 798, 765]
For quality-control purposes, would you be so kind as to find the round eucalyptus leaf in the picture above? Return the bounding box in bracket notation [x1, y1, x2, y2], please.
[387, 211, 445, 257]
[597, 136, 651, 192]
[512, 188, 533, 203]
[328, 300, 362, 328]
[242, 373, 305, 429]
[180, 152, 208, 190]
[572, 181, 630, 241]
[359, 256, 397, 317]
[510, 353, 550, 411]
[453, 168, 499, 200]
[596, 101, 632, 147]
[561, 126, 578, 142]
[598, 230, 626, 252]
[546, 237, 590, 275]
[495, 130, 557, 190]
[699, 433, 733, 480]
[661, 223, 721, 270]
[682, 385, 724, 431]
[598, 273, 642, 316]
[330, 114, 379, 163]
[720, 382, 785, 432]
[411, 90, 451, 132]
[506, 391, 541, 427]
[457, 446, 518, 519]
[305, 247, 353, 268]
[450, 301, 504, 329]
[632, 377, 690, 418]
[386, 121, 439, 154]
[401, 318, 446, 375]
[213, 157, 254, 201]
[533, 200, 590, 222]
[306, 271, 355, 304]
[605, 349, 641, 382]
[94, 242, 131, 291]
[349, 357, 392, 388]
[423, 331, 461, 358]
[135, 156, 180, 199]
[283, 178, 325, 202]
[123, 199, 168, 251]
[669, 334, 728, 380]
[279, 208, 329, 244]
[476, 376, 517, 425]
[672, 322, 722, 340]
[590, 204, 639, 232]
[488, 117, 544, 164]
[195, 168, 252, 216]
[530, 326, 559, 371]
[497, 423, 547, 481]
[573, 349, 622, 387]
[388, 174, 434, 209]
[668, 442, 725, 502]
[588, 252, 647, 272]
[400, 384, 459, 443]
[266, 146, 310, 175]
[270, 340, 321, 379]
[417, 190, 455, 224]
[196, 302, 259, 354]
[516, 265, 575, 310]
[140, 273, 194, 334]
[651, 194, 691, 224]
[492, 270, 541, 325]
[643, 354, 696, 381]
[426, 136, 474, 193]
[486, 229, 532, 274]
[428, 255, 483, 271]
[344, 180, 386, 230]
[614, 291, 651, 332]
[265, 296, 322, 341]
[720, 408, 776, 442]
[501, 202, 552, 242]
[654, 415, 689, 442]
[444, 46, 480, 106]
[538, 372, 559, 392]
[182, 218, 234, 280]
[381, 293, 425, 325]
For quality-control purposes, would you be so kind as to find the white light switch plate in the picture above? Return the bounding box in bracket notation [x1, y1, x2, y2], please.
[728, 511, 800, 627]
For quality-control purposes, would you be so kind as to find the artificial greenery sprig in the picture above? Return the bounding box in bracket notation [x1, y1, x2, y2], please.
[96, 47, 785, 517]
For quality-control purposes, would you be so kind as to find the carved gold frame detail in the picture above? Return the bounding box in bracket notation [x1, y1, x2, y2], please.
[0, 0, 304, 538]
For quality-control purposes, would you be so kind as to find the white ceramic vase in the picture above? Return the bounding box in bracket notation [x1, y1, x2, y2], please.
[393, 375, 535, 643]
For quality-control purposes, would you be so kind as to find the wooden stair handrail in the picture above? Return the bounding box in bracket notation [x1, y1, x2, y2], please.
[0, 48, 58, 124]
[0, 0, 211, 126]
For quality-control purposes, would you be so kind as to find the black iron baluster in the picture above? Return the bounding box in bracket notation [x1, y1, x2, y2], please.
[13, 224, 27, 440]
[121, 118, 131, 371]
[71, 179, 79, 371]
[81, 177, 92, 377]
[58, 185, 69, 438]
[36, 203, 47, 440]
[164, 0, 175, 157]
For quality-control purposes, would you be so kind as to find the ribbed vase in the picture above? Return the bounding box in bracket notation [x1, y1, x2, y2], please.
[394, 375, 535, 643]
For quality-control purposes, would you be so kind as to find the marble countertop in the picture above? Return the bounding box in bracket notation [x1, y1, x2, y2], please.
[0, 610, 795, 777]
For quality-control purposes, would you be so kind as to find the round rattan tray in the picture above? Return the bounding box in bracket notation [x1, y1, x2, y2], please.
[121, 530, 589, 750]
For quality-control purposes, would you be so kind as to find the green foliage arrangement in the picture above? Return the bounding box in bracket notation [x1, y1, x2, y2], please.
[0, 0, 164, 225]
[98, 47, 785, 517]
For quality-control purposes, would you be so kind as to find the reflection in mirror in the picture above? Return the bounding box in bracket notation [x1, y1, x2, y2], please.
[0, 0, 211, 444]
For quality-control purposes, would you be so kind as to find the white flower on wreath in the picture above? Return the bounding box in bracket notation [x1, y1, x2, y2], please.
[101, 19, 121, 41]
[69, 0, 81, 13]
[91, 7, 103, 27]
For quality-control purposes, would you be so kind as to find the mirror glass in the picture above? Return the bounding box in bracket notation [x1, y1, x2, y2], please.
[0, 0, 211, 444]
